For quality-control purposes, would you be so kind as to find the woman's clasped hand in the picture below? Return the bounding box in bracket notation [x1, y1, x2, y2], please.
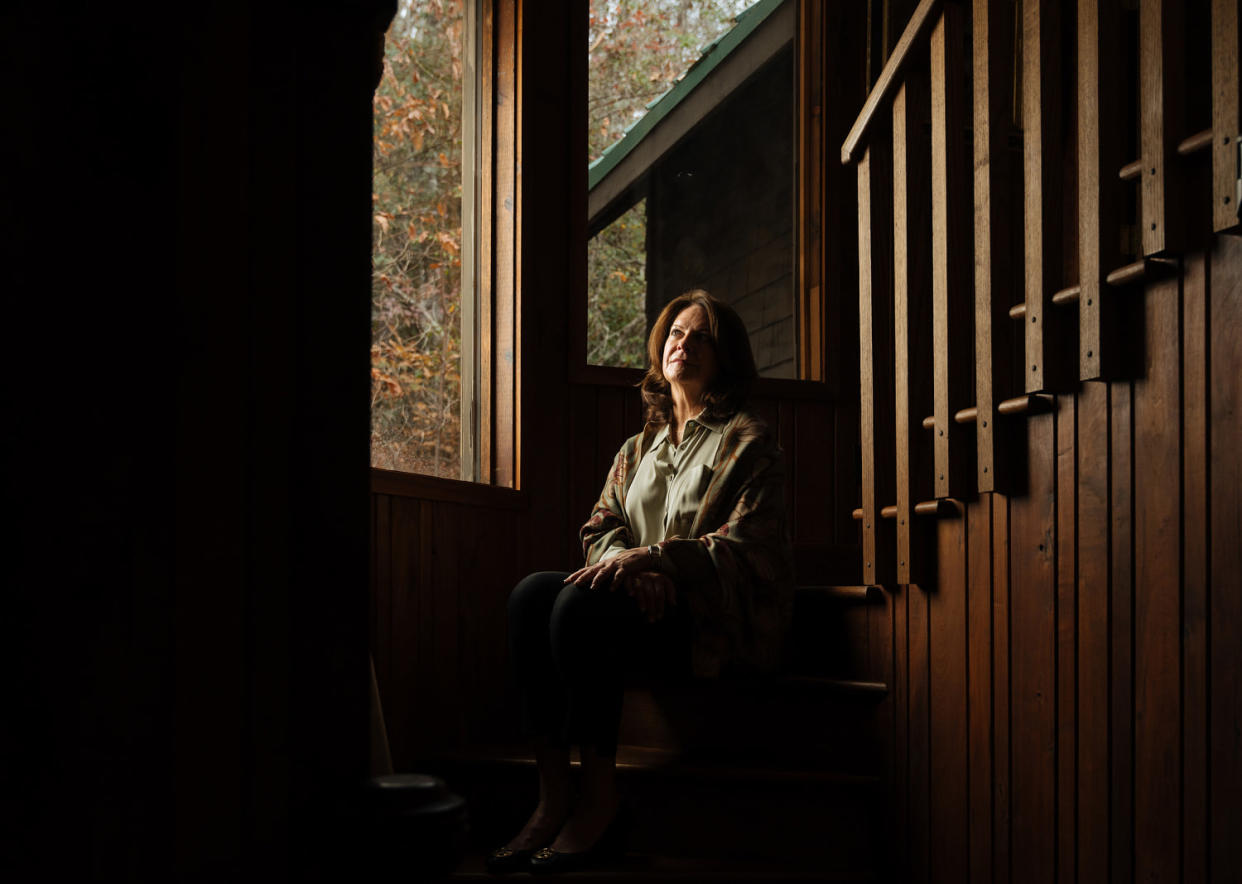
[564, 547, 678, 623]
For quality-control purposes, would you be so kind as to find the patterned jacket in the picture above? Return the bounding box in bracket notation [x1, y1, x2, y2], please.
[580, 409, 794, 677]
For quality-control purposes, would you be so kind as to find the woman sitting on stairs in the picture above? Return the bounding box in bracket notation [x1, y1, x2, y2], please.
[489, 290, 795, 874]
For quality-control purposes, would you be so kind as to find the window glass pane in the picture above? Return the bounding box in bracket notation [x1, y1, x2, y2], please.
[587, 199, 647, 368]
[371, 0, 465, 476]
[587, 0, 796, 377]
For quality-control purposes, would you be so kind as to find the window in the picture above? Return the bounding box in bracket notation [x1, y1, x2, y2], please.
[371, 0, 517, 486]
[371, 0, 469, 477]
[585, 0, 798, 378]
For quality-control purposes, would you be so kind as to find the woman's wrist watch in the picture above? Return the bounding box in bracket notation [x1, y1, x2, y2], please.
[647, 544, 661, 566]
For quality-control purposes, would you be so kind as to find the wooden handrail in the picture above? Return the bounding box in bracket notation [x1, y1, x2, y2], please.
[840, 0, 944, 163]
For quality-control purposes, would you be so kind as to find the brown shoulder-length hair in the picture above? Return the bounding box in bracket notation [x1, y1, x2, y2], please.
[640, 289, 758, 426]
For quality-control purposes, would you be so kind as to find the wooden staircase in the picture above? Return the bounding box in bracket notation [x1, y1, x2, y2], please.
[430, 584, 891, 881]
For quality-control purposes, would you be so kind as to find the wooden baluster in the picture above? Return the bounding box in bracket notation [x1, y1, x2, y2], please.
[1139, 0, 1186, 256]
[893, 72, 933, 584]
[858, 141, 897, 587]
[1078, 0, 1123, 379]
[1023, 0, 1068, 393]
[931, 3, 974, 499]
[973, 0, 1016, 490]
[1213, 0, 1241, 233]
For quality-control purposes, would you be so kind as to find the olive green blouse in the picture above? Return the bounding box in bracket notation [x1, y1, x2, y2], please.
[598, 413, 725, 557]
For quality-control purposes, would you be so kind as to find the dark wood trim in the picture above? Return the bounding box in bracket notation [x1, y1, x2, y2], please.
[493, 0, 518, 487]
[798, 0, 826, 381]
[371, 467, 529, 509]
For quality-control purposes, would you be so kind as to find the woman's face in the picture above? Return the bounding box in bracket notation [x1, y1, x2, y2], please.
[661, 303, 719, 393]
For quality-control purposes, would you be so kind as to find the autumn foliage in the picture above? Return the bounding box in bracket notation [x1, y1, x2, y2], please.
[372, 0, 464, 476]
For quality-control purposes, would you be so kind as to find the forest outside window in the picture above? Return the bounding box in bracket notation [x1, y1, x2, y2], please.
[586, 0, 797, 379]
[372, 0, 469, 477]
[371, 0, 517, 486]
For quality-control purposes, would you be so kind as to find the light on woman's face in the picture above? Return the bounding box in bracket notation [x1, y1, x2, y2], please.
[662, 304, 718, 391]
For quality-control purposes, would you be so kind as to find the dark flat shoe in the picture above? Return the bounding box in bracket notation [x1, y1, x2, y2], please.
[484, 844, 538, 874]
[528, 810, 629, 874]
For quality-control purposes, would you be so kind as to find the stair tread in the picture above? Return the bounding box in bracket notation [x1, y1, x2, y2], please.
[452, 851, 875, 880]
[431, 743, 881, 787]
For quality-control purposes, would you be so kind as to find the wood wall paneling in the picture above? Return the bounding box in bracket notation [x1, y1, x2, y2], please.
[991, 492, 1012, 884]
[1055, 392, 1078, 884]
[1008, 410, 1057, 884]
[1075, 380, 1110, 884]
[928, 502, 968, 883]
[907, 572, 931, 884]
[1181, 250, 1209, 884]
[892, 582, 912, 879]
[1109, 379, 1135, 884]
[967, 494, 994, 884]
[1133, 270, 1183, 882]
[1209, 234, 1242, 883]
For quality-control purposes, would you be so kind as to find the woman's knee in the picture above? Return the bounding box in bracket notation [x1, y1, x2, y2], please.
[507, 571, 570, 625]
[549, 581, 630, 650]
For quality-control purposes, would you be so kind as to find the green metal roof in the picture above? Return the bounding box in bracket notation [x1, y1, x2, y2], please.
[587, 0, 787, 192]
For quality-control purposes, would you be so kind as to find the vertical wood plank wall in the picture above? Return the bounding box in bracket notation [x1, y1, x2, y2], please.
[865, 241, 1242, 883]
[848, 1, 1242, 881]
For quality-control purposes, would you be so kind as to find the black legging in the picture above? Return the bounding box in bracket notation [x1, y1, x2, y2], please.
[507, 571, 690, 757]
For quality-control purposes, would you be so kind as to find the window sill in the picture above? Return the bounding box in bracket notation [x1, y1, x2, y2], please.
[371, 468, 529, 510]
